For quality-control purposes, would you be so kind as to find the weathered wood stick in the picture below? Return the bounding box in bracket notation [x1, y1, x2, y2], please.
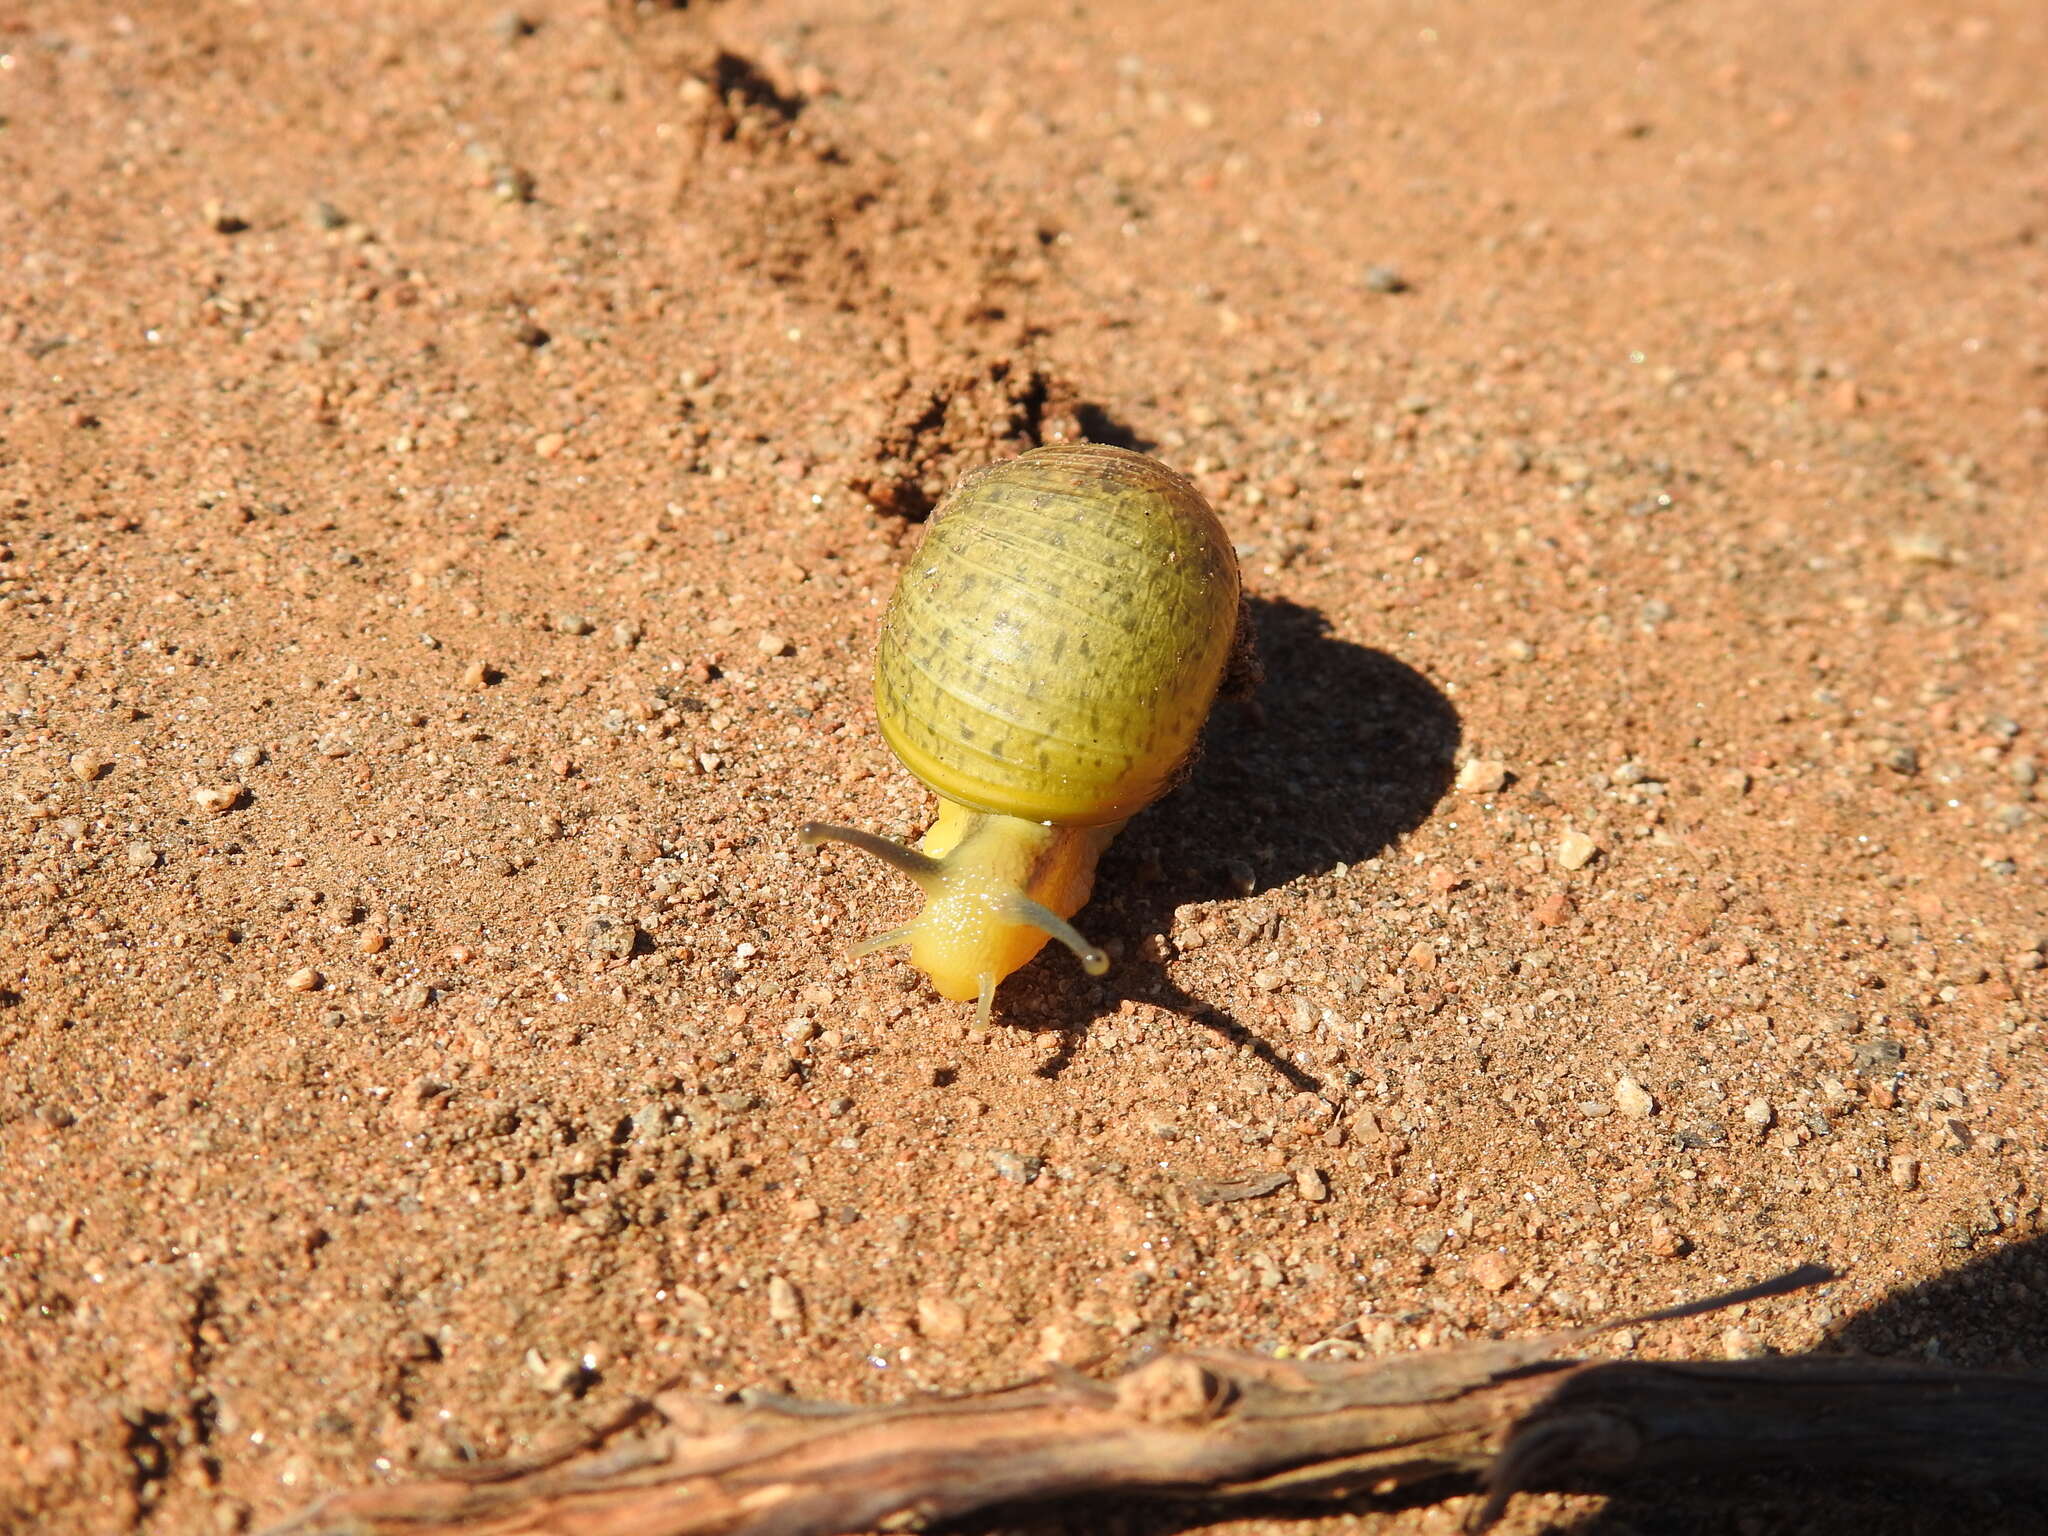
[269, 1268, 2048, 1536]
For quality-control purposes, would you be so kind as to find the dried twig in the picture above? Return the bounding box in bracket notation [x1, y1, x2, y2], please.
[269, 1267, 2048, 1536]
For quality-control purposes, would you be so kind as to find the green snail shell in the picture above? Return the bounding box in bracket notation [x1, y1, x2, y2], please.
[873, 442, 1241, 828]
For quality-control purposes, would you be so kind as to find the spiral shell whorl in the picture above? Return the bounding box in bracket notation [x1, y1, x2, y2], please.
[874, 443, 1239, 827]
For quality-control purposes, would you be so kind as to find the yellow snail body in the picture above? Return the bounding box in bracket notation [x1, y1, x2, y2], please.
[803, 442, 1242, 1025]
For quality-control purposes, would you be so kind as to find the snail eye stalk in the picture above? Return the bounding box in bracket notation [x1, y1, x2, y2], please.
[1000, 892, 1109, 976]
[800, 822, 943, 892]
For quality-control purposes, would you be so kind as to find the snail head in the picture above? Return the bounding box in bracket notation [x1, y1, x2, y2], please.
[800, 805, 1115, 1028]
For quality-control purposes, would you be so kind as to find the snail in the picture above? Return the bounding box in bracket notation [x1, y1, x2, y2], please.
[802, 442, 1243, 1025]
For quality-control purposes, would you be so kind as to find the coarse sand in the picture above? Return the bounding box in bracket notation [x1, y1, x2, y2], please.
[2, 2, 2044, 1532]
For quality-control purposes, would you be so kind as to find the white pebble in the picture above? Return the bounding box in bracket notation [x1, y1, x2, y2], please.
[1720, 1326, 1765, 1359]
[1743, 1098, 1774, 1129]
[916, 1294, 967, 1341]
[1556, 830, 1600, 870]
[1888, 530, 1952, 565]
[1455, 758, 1508, 794]
[1613, 1076, 1656, 1118]
[192, 785, 243, 815]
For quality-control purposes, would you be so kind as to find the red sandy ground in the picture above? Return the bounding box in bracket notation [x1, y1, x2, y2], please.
[2, 2, 2044, 1532]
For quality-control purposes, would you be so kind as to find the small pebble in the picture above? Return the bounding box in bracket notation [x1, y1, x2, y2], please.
[1890, 1155, 1921, 1191]
[400, 1076, 449, 1108]
[767, 1275, 803, 1324]
[1455, 758, 1508, 794]
[1888, 530, 1952, 565]
[552, 613, 594, 636]
[1613, 1076, 1656, 1118]
[1038, 1318, 1106, 1365]
[69, 752, 111, 782]
[610, 620, 643, 650]
[1363, 264, 1409, 293]
[584, 918, 640, 960]
[917, 1294, 967, 1341]
[192, 785, 243, 815]
[492, 165, 537, 204]
[1556, 830, 1600, 871]
[755, 631, 791, 658]
[525, 1352, 584, 1396]
[202, 198, 248, 234]
[125, 841, 159, 870]
[357, 931, 388, 955]
[1294, 1166, 1329, 1202]
[285, 967, 323, 993]
[628, 1104, 667, 1140]
[1743, 1098, 1775, 1129]
[459, 659, 492, 689]
[1720, 1326, 1765, 1359]
[1469, 1251, 1517, 1294]
[227, 744, 266, 770]
[1851, 1037, 1906, 1072]
[1647, 1220, 1691, 1259]
[991, 1150, 1041, 1185]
